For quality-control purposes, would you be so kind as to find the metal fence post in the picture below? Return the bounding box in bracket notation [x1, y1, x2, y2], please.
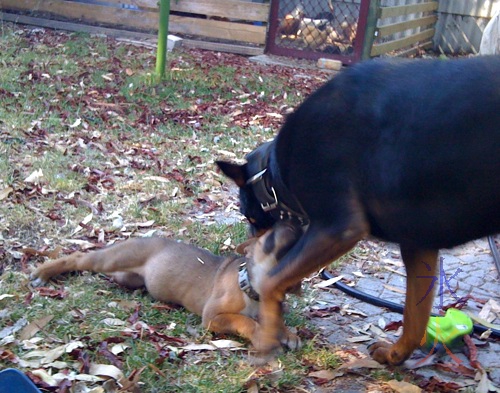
[156, 0, 170, 78]
[361, 0, 381, 61]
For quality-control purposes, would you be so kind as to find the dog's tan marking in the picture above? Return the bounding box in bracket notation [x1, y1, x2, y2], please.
[369, 248, 438, 364]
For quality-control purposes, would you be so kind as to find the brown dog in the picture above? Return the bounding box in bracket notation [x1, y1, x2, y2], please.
[31, 222, 302, 350]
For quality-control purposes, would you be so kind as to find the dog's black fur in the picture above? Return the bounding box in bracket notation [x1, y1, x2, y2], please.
[217, 56, 500, 365]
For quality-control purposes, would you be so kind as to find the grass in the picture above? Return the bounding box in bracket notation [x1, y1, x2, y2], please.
[0, 21, 349, 392]
[0, 267, 328, 392]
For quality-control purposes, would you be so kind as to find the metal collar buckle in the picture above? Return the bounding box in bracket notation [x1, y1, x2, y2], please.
[261, 186, 278, 212]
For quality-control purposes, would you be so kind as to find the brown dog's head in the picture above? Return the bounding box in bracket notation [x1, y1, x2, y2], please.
[238, 221, 303, 295]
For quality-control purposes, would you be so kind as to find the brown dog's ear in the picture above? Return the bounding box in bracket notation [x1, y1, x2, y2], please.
[236, 238, 257, 256]
[216, 161, 247, 188]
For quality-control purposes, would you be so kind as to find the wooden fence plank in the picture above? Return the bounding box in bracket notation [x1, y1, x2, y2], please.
[394, 40, 433, 57]
[379, 2, 438, 19]
[170, 0, 269, 22]
[169, 15, 265, 44]
[181, 38, 264, 55]
[1, 0, 266, 43]
[371, 28, 435, 55]
[438, 0, 495, 18]
[0, 12, 265, 55]
[377, 15, 437, 37]
[1, 0, 159, 31]
[100, 0, 269, 22]
[1, 12, 156, 38]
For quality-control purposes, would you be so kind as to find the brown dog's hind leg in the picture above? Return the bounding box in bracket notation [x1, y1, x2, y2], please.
[369, 248, 438, 365]
[31, 252, 87, 285]
[31, 238, 165, 286]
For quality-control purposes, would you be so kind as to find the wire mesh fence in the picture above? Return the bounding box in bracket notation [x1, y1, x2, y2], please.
[268, 0, 362, 59]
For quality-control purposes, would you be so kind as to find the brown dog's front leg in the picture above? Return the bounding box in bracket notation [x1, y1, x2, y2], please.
[369, 248, 438, 365]
[202, 313, 260, 344]
[257, 222, 367, 357]
[203, 312, 300, 351]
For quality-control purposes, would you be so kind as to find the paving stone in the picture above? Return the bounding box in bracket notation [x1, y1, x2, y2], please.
[309, 237, 500, 389]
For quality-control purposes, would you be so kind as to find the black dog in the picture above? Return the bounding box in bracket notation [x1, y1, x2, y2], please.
[217, 56, 500, 365]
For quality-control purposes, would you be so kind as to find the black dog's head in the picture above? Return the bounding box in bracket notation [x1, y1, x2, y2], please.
[216, 160, 276, 236]
[217, 142, 277, 236]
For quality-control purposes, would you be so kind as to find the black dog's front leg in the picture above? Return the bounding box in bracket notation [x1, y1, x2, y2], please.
[256, 219, 368, 357]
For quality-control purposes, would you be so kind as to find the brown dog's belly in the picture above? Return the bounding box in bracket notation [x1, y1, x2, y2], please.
[139, 248, 222, 315]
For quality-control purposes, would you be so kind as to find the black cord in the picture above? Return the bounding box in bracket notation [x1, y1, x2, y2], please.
[488, 235, 500, 278]
[320, 269, 500, 338]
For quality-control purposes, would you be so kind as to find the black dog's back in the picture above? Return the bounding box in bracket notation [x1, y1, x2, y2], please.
[274, 56, 500, 249]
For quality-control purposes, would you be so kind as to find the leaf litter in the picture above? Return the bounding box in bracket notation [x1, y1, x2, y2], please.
[1, 22, 499, 392]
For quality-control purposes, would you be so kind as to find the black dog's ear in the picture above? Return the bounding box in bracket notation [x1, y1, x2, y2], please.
[216, 161, 247, 187]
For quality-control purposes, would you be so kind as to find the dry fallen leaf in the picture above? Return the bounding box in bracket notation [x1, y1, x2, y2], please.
[72, 212, 94, 235]
[246, 380, 259, 393]
[338, 357, 385, 370]
[382, 284, 405, 294]
[478, 299, 500, 323]
[346, 335, 372, 343]
[180, 343, 218, 351]
[89, 363, 124, 380]
[308, 369, 343, 380]
[64, 238, 98, 249]
[387, 379, 422, 393]
[31, 369, 58, 387]
[0, 186, 13, 201]
[209, 339, 244, 349]
[314, 275, 343, 288]
[0, 317, 28, 340]
[19, 314, 54, 341]
[24, 169, 44, 184]
[101, 318, 127, 327]
[111, 343, 130, 355]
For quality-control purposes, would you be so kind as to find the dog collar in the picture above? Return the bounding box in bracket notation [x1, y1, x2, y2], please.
[238, 262, 260, 302]
[245, 142, 309, 226]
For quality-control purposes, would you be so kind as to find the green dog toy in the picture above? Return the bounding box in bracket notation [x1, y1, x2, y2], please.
[422, 308, 473, 353]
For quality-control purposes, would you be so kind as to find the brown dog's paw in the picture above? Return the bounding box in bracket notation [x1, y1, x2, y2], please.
[252, 333, 283, 359]
[281, 331, 301, 351]
[30, 265, 55, 288]
[30, 270, 48, 288]
[247, 350, 279, 366]
[248, 332, 301, 365]
[368, 341, 405, 366]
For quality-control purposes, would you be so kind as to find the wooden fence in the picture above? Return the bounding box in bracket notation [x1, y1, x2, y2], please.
[0, 0, 270, 55]
[434, 0, 498, 54]
[2, 0, 496, 58]
[364, 0, 438, 58]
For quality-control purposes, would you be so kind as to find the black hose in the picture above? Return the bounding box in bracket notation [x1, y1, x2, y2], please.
[320, 269, 500, 338]
[488, 235, 500, 278]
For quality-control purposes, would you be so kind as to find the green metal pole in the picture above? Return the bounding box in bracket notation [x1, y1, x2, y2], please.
[155, 0, 170, 79]
[361, 0, 381, 61]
